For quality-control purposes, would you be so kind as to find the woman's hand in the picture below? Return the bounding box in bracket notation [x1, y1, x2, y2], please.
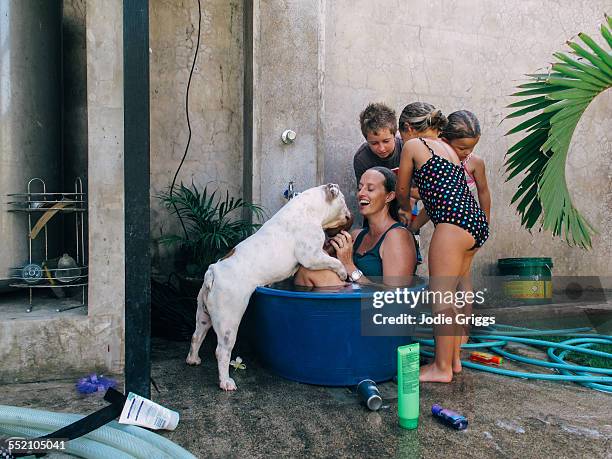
[330, 230, 354, 267]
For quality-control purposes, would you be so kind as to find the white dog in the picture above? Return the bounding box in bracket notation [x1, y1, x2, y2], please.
[186, 183, 352, 390]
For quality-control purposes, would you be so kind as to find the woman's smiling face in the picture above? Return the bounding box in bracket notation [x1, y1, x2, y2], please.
[357, 169, 393, 216]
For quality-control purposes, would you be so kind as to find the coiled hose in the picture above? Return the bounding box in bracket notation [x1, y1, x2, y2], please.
[415, 324, 612, 393]
[0, 405, 197, 459]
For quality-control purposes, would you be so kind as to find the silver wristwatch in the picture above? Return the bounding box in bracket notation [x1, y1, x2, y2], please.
[349, 269, 363, 282]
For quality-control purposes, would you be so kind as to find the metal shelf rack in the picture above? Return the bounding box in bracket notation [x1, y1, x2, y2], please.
[6, 177, 88, 312]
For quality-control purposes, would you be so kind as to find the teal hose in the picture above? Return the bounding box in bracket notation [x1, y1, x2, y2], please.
[415, 326, 612, 393]
[0, 405, 197, 459]
[0, 425, 133, 459]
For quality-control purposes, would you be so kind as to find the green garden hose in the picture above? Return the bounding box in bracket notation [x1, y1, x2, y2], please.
[415, 325, 612, 393]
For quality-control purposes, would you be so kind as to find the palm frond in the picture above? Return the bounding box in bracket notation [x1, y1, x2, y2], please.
[157, 183, 268, 275]
[504, 17, 611, 248]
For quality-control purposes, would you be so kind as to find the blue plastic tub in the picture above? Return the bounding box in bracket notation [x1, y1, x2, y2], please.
[247, 281, 423, 386]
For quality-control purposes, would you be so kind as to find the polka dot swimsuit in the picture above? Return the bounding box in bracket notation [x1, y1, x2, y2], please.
[413, 138, 489, 249]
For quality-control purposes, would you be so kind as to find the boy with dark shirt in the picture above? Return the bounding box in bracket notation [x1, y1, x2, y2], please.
[352, 102, 422, 268]
[353, 103, 403, 183]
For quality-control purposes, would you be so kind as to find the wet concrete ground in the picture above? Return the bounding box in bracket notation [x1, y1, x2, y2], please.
[1, 334, 611, 459]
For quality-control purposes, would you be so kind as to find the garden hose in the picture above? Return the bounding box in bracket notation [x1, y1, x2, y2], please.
[0, 406, 197, 459]
[415, 324, 612, 393]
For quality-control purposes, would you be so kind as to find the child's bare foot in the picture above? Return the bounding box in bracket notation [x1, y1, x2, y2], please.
[453, 358, 462, 373]
[419, 362, 453, 383]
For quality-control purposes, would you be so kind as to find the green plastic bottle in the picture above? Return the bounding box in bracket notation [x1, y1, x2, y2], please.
[397, 343, 420, 429]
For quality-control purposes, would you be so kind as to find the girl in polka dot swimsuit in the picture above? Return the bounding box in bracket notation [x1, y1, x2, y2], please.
[413, 137, 489, 248]
[396, 110, 489, 383]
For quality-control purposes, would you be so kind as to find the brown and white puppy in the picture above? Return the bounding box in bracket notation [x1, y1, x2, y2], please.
[186, 184, 352, 390]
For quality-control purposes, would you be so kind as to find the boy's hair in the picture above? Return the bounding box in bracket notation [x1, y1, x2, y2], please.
[441, 110, 481, 140]
[359, 103, 397, 138]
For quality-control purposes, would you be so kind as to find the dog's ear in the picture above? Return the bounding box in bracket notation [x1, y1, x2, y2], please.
[324, 183, 340, 202]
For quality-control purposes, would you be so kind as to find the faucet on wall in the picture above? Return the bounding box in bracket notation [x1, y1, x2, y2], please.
[283, 181, 299, 201]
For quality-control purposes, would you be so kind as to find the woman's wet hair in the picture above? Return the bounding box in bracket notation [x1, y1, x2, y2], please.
[368, 166, 400, 221]
[398, 102, 448, 133]
[441, 110, 481, 140]
[359, 103, 397, 138]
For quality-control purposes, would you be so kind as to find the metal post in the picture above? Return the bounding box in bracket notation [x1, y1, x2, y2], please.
[242, 0, 253, 222]
[123, 0, 151, 398]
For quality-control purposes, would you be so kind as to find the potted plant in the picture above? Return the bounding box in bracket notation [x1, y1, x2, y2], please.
[158, 183, 266, 297]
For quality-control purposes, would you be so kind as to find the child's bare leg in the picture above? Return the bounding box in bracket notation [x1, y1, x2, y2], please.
[421, 224, 472, 383]
[453, 251, 476, 372]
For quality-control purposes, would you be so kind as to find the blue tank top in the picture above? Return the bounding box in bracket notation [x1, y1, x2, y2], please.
[352, 222, 404, 277]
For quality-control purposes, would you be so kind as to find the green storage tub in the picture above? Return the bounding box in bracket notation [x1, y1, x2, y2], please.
[498, 257, 553, 304]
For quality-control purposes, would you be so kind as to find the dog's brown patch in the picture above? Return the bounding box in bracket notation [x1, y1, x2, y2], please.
[220, 248, 236, 261]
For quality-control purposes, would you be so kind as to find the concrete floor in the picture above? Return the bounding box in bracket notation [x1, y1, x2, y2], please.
[1, 333, 611, 459]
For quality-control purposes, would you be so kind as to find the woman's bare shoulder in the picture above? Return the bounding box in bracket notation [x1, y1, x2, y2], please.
[383, 225, 412, 245]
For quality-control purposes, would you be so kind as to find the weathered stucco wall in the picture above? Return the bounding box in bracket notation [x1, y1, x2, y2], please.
[63, 0, 88, 190]
[0, 0, 124, 383]
[150, 0, 243, 273]
[253, 0, 611, 277]
[251, 0, 323, 209]
[85, 0, 125, 372]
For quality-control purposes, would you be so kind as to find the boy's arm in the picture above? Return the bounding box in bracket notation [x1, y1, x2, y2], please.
[473, 158, 491, 223]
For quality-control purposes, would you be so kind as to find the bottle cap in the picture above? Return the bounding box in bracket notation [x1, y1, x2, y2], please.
[431, 404, 442, 415]
[166, 411, 179, 430]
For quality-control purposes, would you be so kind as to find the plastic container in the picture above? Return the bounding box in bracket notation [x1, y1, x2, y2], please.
[118, 392, 179, 431]
[246, 283, 423, 386]
[357, 379, 383, 411]
[498, 257, 553, 304]
[431, 404, 468, 430]
[397, 343, 419, 429]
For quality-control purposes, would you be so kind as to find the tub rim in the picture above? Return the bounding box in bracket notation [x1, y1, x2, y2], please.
[255, 279, 427, 300]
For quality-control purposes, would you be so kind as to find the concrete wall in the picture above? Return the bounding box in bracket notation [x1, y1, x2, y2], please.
[85, 0, 125, 373]
[0, 0, 124, 383]
[251, 0, 323, 208]
[62, 0, 89, 259]
[63, 0, 88, 189]
[150, 0, 243, 274]
[253, 0, 612, 277]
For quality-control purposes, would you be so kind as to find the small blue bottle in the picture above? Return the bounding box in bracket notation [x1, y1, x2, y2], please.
[431, 404, 468, 430]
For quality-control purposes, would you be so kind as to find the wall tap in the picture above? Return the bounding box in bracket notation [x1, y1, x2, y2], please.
[281, 129, 297, 144]
[283, 181, 299, 200]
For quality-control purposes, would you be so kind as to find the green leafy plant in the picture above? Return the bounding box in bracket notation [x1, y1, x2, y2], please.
[504, 15, 612, 249]
[158, 183, 266, 277]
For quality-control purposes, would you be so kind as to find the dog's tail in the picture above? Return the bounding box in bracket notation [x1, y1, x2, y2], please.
[197, 266, 215, 312]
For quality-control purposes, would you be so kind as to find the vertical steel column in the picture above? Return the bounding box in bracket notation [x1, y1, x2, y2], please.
[242, 0, 253, 222]
[123, 0, 151, 398]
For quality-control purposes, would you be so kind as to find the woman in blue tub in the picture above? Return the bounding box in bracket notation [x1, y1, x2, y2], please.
[294, 166, 415, 287]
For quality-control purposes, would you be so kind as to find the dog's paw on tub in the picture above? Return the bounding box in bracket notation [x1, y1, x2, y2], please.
[219, 378, 237, 391]
[185, 355, 202, 366]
